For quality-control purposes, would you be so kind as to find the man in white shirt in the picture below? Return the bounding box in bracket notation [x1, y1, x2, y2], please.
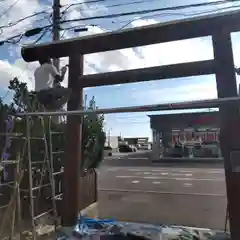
[34, 56, 71, 110]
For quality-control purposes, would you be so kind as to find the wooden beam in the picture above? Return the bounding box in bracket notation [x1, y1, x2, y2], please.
[21, 10, 240, 62]
[212, 30, 240, 240]
[62, 54, 83, 226]
[80, 60, 215, 88]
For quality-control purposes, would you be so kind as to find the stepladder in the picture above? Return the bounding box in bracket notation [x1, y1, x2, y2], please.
[0, 110, 61, 239]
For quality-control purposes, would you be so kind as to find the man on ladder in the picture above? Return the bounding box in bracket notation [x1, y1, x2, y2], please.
[34, 56, 71, 111]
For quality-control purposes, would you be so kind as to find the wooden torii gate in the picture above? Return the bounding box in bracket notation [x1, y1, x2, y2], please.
[22, 10, 240, 239]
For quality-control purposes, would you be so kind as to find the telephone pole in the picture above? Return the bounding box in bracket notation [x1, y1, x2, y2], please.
[52, 0, 61, 70]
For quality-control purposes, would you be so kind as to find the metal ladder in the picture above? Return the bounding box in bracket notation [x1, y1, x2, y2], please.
[26, 114, 58, 239]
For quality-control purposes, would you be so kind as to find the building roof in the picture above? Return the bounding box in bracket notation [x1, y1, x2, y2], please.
[148, 111, 218, 118]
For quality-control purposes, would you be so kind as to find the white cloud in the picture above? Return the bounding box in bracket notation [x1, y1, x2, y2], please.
[0, 59, 33, 90]
[131, 77, 218, 104]
[0, 0, 46, 40]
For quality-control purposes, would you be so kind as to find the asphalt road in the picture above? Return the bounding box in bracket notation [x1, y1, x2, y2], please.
[97, 165, 228, 230]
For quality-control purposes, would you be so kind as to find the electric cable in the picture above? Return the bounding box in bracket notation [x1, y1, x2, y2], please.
[0, 0, 20, 19]
[61, 0, 236, 20]
[114, 3, 240, 30]
[0, 2, 239, 46]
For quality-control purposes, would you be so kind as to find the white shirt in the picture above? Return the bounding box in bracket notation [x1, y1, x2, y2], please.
[34, 63, 59, 91]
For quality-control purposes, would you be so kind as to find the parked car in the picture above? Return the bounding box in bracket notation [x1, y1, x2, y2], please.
[141, 144, 151, 150]
[193, 141, 220, 158]
[202, 141, 220, 157]
[129, 145, 137, 152]
[104, 146, 112, 156]
[164, 144, 190, 158]
[119, 144, 133, 153]
[192, 144, 205, 158]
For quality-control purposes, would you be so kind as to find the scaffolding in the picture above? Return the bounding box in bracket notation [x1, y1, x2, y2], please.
[0, 109, 98, 239]
[0, 114, 63, 239]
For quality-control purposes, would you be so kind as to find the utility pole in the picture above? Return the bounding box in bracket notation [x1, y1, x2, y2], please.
[108, 128, 111, 147]
[52, 0, 61, 71]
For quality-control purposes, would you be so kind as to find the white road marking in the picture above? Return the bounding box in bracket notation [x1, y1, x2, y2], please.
[143, 172, 151, 175]
[184, 183, 193, 187]
[175, 177, 223, 181]
[115, 175, 224, 181]
[161, 172, 168, 176]
[132, 180, 140, 184]
[116, 176, 133, 178]
[103, 167, 225, 175]
[143, 176, 161, 179]
[107, 168, 119, 172]
[172, 173, 193, 177]
[152, 181, 161, 184]
[208, 171, 224, 174]
[99, 188, 226, 197]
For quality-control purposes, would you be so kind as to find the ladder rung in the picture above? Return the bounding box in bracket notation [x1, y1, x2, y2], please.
[52, 151, 64, 154]
[1, 160, 19, 165]
[0, 204, 9, 209]
[0, 135, 44, 140]
[29, 137, 45, 140]
[31, 161, 46, 165]
[0, 181, 14, 187]
[33, 209, 53, 220]
[0, 133, 23, 136]
[54, 193, 62, 200]
[50, 132, 64, 135]
[32, 183, 51, 191]
[53, 171, 63, 176]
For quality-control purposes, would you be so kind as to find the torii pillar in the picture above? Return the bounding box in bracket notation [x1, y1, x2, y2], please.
[62, 54, 83, 226]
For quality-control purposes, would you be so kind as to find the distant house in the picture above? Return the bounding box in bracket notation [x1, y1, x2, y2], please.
[105, 136, 119, 151]
[123, 137, 149, 146]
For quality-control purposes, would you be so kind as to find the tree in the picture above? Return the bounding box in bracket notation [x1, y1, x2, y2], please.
[81, 97, 105, 171]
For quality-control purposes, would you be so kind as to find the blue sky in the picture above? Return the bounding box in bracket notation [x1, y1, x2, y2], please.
[1, 0, 240, 140]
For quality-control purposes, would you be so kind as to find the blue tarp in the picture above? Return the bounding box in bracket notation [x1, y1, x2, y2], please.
[56, 215, 230, 240]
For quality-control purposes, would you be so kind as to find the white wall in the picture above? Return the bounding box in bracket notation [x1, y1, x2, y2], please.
[105, 136, 119, 149]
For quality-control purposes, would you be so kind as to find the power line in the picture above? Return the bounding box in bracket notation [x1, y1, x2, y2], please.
[61, 0, 235, 23]
[0, 24, 52, 45]
[0, 0, 20, 19]
[64, 0, 232, 15]
[62, 0, 154, 13]
[0, 2, 239, 46]
[114, 3, 240, 30]
[0, 10, 51, 30]
[0, 23, 87, 46]
[62, 0, 109, 12]
[0, 0, 235, 31]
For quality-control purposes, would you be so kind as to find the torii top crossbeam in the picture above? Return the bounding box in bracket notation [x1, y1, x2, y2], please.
[21, 9, 240, 61]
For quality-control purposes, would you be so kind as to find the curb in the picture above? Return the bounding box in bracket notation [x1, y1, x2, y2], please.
[152, 157, 224, 164]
